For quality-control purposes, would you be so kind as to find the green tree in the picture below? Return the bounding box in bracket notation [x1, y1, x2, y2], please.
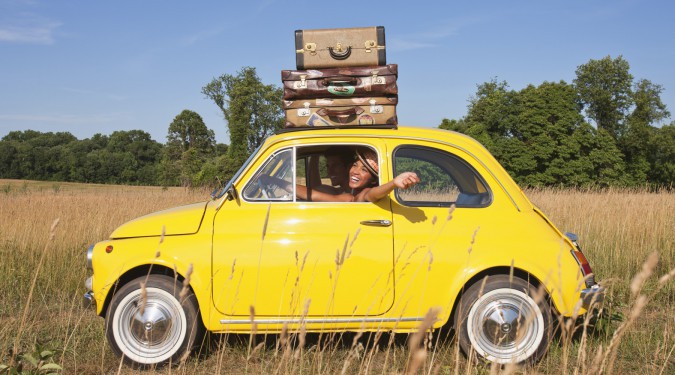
[0, 130, 166, 185]
[106, 130, 162, 184]
[441, 57, 671, 187]
[66, 134, 109, 183]
[0, 140, 19, 178]
[574, 55, 633, 140]
[202, 66, 284, 169]
[0, 131, 77, 180]
[439, 118, 468, 133]
[622, 79, 671, 184]
[588, 128, 627, 186]
[445, 79, 631, 187]
[460, 79, 517, 150]
[161, 110, 216, 186]
[647, 123, 675, 185]
[515, 81, 595, 186]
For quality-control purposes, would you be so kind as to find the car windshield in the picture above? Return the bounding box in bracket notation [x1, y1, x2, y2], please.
[212, 144, 263, 200]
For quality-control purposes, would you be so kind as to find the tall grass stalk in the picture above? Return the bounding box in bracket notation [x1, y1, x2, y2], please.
[0, 181, 673, 374]
[9, 218, 59, 367]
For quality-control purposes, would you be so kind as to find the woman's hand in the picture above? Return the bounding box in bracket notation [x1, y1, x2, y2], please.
[393, 172, 420, 189]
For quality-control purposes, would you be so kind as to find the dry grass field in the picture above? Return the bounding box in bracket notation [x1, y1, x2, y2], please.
[0, 179, 672, 374]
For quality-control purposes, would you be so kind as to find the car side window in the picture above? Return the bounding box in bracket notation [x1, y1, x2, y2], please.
[294, 145, 359, 201]
[243, 148, 294, 202]
[393, 146, 491, 207]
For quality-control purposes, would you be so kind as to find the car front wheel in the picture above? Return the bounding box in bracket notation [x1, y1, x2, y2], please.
[105, 275, 203, 368]
[455, 275, 552, 364]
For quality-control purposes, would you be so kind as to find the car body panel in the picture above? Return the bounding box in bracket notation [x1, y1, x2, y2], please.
[88, 126, 593, 336]
[109, 201, 208, 238]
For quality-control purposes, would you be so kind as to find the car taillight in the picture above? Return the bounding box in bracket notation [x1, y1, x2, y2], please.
[566, 232, 596, 287]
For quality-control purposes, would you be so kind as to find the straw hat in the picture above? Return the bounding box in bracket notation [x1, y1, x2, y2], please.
[355, 148, 379, 178]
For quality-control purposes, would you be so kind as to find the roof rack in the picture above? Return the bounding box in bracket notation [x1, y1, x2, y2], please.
[276, 124, 397, 134]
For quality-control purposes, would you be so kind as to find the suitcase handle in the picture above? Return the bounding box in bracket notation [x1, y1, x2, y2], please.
[328, 45, 352, 60]
[317, 107, 365, 117]
[320, 76, 361, 86]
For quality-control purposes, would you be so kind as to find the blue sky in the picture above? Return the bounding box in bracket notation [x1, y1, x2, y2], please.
[1, 0, 673, 144]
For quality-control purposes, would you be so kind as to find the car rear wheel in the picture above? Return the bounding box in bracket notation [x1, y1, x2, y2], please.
[454, 275, 552, 364]
[105, 275, 203, 368]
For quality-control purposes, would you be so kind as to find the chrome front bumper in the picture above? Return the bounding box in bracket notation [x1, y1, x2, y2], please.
[83, 276, 95, 309]
[580, 284, 605, 309]
[83, 291, 95, 309]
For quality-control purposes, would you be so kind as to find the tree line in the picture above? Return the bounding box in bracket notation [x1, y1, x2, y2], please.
[1, 57, 673, 188]
[440, 56, 674, 187]
[0, 67, 283, 188]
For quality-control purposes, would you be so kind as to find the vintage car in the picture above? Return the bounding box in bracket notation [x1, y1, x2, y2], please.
[83, 125, 603, 367]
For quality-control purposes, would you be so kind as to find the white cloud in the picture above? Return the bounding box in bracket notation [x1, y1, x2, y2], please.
[0, 0, 61, 44]
[388, 21, 467, 52]
[0, 21, 60, 44]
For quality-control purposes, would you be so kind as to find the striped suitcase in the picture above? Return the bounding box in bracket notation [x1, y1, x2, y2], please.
[281, 64, 397, 100]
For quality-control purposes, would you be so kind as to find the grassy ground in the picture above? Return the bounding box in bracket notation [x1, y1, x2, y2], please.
[0, 180, 672, 374]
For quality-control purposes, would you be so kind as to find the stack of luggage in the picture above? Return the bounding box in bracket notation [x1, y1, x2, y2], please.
[282, 26, 398, 128]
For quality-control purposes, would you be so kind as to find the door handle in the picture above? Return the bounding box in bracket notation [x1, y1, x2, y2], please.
[360, 220, 392, 227]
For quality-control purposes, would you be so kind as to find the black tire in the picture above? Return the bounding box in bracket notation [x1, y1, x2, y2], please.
[105, 275, 204, 368]
[454, 275, 552, 364]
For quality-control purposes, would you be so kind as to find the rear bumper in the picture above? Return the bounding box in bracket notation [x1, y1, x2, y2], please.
[580, 284, 605, 309]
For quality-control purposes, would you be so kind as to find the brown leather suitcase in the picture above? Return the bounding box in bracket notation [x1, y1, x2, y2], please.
[284, 96, 398, 128]
[295, 26, 386, 69]
[281, 64, 398, 100]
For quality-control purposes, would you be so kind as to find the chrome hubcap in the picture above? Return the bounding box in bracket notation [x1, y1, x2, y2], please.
[481, 302, 525, 346]
[467, 288, 544, 363]
[129, 301, 174, 346]
[113, 287, 187, 364]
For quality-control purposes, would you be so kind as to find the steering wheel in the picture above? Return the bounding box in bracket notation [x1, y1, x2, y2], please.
[257, 178, 276, 199]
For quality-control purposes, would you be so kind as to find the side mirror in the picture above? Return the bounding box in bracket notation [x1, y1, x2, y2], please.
[225, 186, 238, 201]
[216, 186, 238, 211]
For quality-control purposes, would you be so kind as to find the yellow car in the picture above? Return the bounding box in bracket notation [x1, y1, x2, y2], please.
[83, 125, 603, 367]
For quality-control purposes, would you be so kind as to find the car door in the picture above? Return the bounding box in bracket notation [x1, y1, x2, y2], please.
[212, 142, 395, 318]
[387, 143, 494, 317]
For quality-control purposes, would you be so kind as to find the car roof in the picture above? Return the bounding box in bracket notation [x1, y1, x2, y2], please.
[270, 125, 489, 155]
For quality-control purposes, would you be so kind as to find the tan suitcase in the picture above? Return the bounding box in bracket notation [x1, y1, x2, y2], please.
[295, 26, 386, 69]
[284, 96, 397, 128]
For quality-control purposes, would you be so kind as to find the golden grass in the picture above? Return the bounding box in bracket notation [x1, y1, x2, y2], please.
[0, 180, 673, 374]
[527, 188, 674, 294]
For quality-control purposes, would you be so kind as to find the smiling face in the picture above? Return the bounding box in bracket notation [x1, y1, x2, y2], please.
[349, 160, 375, 190]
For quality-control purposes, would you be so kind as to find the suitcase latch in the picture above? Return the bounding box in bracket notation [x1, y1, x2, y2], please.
[297, 43, 317, 55]
[293, 75, 308, 89]
[369, 99, 383, 114]
[297, 102, 311, 117]
[371, 72, 384, 85]
[364, 40, 376, 53]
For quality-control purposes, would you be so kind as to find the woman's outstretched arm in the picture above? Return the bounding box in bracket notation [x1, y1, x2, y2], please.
[361, 172, 420, 202]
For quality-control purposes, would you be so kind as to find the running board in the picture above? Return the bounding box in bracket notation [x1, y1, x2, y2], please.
[220, 316, 425, 325]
